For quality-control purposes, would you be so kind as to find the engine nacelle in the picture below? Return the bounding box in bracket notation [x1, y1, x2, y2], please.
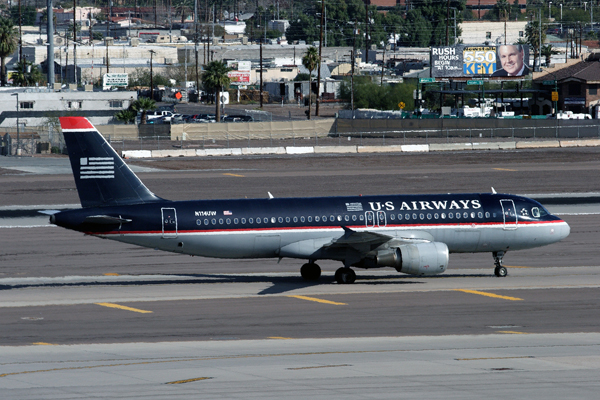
[375, 242, 449, 276]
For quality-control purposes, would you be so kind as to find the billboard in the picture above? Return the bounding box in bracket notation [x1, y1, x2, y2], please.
[228, 71, 251, 84]
[227, 60, 251, 71]
[431, 45, 530, 78]
[103, 73, 128, 90]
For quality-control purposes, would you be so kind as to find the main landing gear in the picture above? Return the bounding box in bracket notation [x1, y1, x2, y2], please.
[334, 267, 356, 284]
[300, 261, 321, 281]
[493, 251, 507, 277]
[300, 262, 357, 284]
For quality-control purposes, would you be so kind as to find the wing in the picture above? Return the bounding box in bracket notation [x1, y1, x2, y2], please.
[278, 226, 434, 262]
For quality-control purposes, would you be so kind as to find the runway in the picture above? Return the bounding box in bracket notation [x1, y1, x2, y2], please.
[2, 148, 600, 398]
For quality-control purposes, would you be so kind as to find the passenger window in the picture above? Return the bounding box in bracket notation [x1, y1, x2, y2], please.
[301, 216, 305, 222]
[278, 217, 283, 223]
[196, 219, 202, 225]
[323, 216, 327, 222]
[455, 213, 460, 219]
[226, 218, 231, 224]
[352, 215, 357, 221]
[286, 217, 290, 223]
[234, 218, 239, 224]
[315, 216, 320, 222]
[413, 213, 418, 220]
[337, 215, 342, 222]
[420, 213, 425, 220]
[434, 213, 439, 219]
[405, 214, 410, 220]
[471, 212, 476, 219]
[441, 213, 446, 219]
[427, 213, 432, 220]
[485, 212, 490, 218]
[307, 216, 312, 222]
[256, 218, 261, 224]
[293, 216, 298, 223]
[219, 218, 224, 224]
[204, 219, 209, 225]
[241, 218, 246, 224]
[249, 218, 253, 224]
[359, 215, 364, 221]
[398, 214, 403, 220]
[448, 213, 453, 219]
[264, 218, 269, 223]
[211, 218, 217, 225]
[477, 212, 483, 218]
[344, 215, 350, 222]
[390, 214, 395, 221]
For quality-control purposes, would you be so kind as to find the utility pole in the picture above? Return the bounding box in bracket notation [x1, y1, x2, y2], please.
[260, 31, 263, 108]
[18, 0, 22, 63]
[73, 0, 77, 86]
[47, 0, 55, 87]
[194, 0, 199, 95]
[445, 0, 450, 45]
[106, 2, 110, 73]
[364, 2, 369, 65]
[316, 0, 324, 116]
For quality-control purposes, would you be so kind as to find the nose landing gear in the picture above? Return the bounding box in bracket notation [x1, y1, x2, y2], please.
[493, 251, 507, 277]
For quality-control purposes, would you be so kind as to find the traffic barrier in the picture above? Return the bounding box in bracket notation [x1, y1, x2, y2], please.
[560, 139, 600, 148]
[516, 140, 560, 149]
[122, 150, 152, 158]
[401, 144, 429, 152]
[203, 148, 243, 156]
[357, 145, 403, 153]
[151, 149, 196, 158]
[314, 146, 357, 154]
[429, 143, 473, 151]
[241, 147, 286, 155]
[286, 146, 314, 154]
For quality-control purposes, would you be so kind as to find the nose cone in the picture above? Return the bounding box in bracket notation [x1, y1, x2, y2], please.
[558, 220, 571, 241]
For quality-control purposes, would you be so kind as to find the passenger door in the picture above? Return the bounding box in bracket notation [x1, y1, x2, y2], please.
[500, 200, 517, 230]
[161, 207, 178, 238]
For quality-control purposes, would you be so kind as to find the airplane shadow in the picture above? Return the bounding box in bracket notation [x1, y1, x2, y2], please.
[0, 272, 493, 295]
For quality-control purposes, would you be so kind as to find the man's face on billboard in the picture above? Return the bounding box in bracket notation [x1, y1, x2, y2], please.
[498, 45, 524, 76]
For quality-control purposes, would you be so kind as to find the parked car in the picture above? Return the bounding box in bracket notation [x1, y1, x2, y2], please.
[222, 115, 254, 122]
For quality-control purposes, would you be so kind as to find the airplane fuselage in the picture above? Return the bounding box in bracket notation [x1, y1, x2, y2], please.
[52, 192, 569, 264]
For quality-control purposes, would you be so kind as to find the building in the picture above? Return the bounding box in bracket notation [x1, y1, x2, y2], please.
[533, 53, 600, 116]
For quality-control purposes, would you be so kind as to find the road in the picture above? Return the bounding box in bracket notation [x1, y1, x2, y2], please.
[1, 148, 600, 399]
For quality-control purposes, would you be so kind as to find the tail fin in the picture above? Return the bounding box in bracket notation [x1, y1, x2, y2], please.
[59, 117, 164, 208]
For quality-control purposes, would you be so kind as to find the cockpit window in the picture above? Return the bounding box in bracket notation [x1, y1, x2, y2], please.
[532, 206, 549, 218]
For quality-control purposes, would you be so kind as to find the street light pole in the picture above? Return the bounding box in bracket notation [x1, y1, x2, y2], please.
[149, 50, 155, 100]
[11, 93, 20, 156]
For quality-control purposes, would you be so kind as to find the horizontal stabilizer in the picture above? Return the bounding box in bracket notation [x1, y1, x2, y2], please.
[38, 210, 61, 215]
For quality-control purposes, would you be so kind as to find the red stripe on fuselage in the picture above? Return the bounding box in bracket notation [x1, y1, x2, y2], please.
[85, 219, 567, 236]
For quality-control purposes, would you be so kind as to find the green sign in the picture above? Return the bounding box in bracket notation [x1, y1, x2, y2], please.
[467, 80, 484, 85]
[419, 78, 436, 83]
[543, 80, 556, 86]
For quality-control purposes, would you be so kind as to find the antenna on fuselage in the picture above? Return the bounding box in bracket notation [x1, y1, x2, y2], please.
[491, 187, 497, 194]
[268, 192, 274, 199]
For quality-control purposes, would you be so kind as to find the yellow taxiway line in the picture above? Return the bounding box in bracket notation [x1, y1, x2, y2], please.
[223, 173, 245, 177]
[454, 289, 523, 301]
[95, 303, 153, 313]
[287, 295, 347, 305]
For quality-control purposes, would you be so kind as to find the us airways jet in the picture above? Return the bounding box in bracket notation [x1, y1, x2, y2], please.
[50, 117, 570, 284]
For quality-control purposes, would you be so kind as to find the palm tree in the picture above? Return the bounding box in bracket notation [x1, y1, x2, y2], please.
[202, 61, 231, 122]
[302, 46, 319, 120]
[114, 109, 137, 124]
[131, 97, 157, 124]
[0, 16, 17, 87]
[13, 60, 43, 87]
[541, 44, 560, 67]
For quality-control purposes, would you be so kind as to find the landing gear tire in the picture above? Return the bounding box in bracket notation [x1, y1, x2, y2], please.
[335, 267, 356, 284]
[493, 251, 507, 277]
[494, 266, 508, 277]
[300, 262, 321, 281]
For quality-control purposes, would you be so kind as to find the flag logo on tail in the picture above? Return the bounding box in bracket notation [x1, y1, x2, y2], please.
[80, 157, 115, 179]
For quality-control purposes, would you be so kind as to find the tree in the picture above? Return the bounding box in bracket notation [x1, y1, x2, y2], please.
[302, 46, 319, 120]
[12, 60, 43, 87]
[131, 97, 157, 124]
[0, 15, 17, 87]
[202, 61, 231, 122]
[541, 44, 560, 66]
[114, 109, 137, 124]
[525, 15, 547, 71]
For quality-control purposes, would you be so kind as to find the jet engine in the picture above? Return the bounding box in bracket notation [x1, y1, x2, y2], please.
[374, 242, 449, 276]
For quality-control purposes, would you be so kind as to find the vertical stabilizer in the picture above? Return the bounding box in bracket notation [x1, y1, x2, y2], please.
[59, 117, 164, 208]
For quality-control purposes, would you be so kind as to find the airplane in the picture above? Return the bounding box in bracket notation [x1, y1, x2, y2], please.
[49, 116, 571, 284]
